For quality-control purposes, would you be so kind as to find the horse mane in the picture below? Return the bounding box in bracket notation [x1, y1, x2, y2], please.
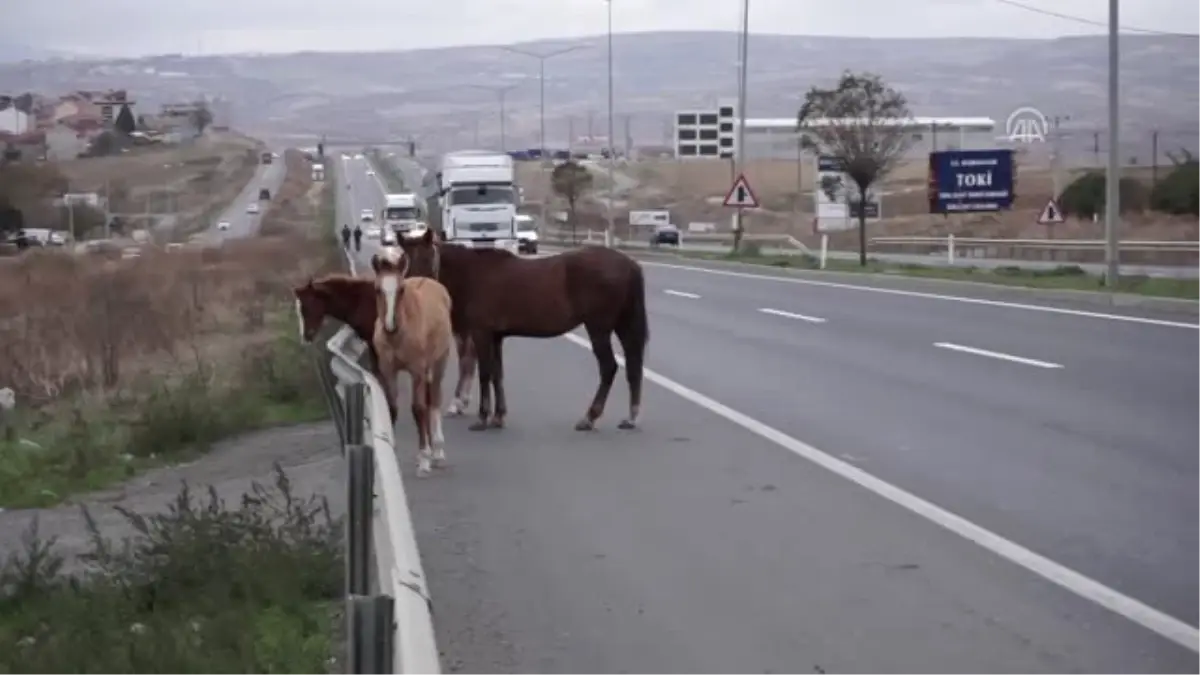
[312, 273, 373, 296]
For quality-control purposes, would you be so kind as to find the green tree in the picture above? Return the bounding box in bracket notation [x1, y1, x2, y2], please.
[550, 161, 593, 243]
[1059, 171, 1148, 220]
[797, 71, 914, 266]
[114, 103, 136, 135]
[1150, 150, 1199, 216]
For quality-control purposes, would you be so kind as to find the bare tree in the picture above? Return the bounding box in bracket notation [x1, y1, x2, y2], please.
[797, 71, 914, 266]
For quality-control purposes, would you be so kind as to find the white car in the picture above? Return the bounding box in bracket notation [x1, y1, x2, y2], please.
[366, 169, 375, 176]
[364, 225, 382, 239]
[246, 203, 260, 214]
[217, 220, 231, 231]
[360, 209, 374, 222]
[381, 229, 397, 246]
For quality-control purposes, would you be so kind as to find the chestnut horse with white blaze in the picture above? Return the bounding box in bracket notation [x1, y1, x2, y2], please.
[371, 249, 455, 477]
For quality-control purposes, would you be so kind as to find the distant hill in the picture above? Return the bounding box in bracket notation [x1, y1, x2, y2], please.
[1, 31, 1195, 163]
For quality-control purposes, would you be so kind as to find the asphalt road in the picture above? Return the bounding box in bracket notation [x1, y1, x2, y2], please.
[206, 156, 286, 243]
[338, 152, 1200, 673]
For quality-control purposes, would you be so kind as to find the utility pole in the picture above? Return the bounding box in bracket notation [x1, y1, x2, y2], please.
[1049, 114, 1070, 198]
[732, 0, 750, 252]
[604, 0, 615, 248]
[1092, 131, 1101, 167]
[469, 84, 521, 152]
[498, 44, 587, 161]
[103, 178, 111, 238]
[1151, 129, 1159, 186]
[1104, 0, 1120, 288]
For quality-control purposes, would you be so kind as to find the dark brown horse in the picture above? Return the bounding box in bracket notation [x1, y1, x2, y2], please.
[396, 229, 648, 432]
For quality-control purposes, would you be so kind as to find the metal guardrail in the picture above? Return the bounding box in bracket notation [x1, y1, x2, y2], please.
[868, 235, 1200, 266]
[316, 246, 440, 673]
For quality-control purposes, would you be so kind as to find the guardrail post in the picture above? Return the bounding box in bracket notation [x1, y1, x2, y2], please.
[819, 233, 829, 270]
[346, 443, 375, 597]
[345, 382, 365, 447]
[347, 594, 396, 674]
[947, 233, 956, 265]
[315, 351, 348, 446]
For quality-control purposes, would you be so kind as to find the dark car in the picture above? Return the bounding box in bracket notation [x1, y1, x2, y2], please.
[651, 224, 680, 247]
[258, 188, 271, 200]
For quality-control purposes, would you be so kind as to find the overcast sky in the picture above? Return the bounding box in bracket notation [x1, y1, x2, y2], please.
[6, 0, 1196, 57]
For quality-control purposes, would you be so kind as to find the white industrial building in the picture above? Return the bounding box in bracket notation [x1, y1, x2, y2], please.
[673, 100, 997, 161]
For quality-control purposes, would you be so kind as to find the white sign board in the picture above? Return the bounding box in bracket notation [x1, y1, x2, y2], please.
[687, 221, 716, 233]
[629, 210, 670, 227]
[814, 156, 881, 229]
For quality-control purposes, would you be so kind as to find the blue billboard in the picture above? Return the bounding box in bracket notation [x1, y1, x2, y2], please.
[927, 149, 1015, 213]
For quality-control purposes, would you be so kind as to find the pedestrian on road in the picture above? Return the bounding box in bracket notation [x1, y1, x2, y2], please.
[341, 224, 351, 249]
[353, 225, 363, 252]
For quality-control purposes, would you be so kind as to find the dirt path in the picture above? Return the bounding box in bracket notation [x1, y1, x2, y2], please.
[0, 422, 344, 573]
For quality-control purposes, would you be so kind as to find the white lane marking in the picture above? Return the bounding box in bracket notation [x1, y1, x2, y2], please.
[664, 289, 700, 299]
[640, 261, 1199, 330]
[759, 307, 827, 323]
[560, 331, 1200, 652]
[934, 342, 1063, 369]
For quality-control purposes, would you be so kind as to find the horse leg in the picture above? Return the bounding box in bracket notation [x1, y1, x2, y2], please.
[429, 355, 449, 468]
[410, 374, 433, 477]
[469, 330, 494, 432]
[488, 335, 506, 428]
[376, 357, 399, 424]
[615, 322, 645, 430]
[446, 333, 475, 416]
[575, 324, 618, 431]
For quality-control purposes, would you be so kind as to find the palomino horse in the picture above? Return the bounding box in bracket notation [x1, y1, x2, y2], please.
[396, 229, 648, 432]
[371, 249, 455, 476]
[293, 274, 381, 375]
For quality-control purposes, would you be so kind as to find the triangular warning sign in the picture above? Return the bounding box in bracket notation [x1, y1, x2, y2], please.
[723, 173, 760, 209]
[1038, 198, 1064, 225]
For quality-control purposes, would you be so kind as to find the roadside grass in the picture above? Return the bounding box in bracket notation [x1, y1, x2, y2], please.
[676, 246, 1199, 300]
[0, 467, 341, 673]
[0, 145, 343, 510]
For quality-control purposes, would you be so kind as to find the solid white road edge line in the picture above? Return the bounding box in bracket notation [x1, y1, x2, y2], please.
[758, 307, 827, 323]
[560, 331, 1200, 653]
[640, 261, 1199, 330]
[664, 289, 701, 299]
[934, 342, 1064, 369]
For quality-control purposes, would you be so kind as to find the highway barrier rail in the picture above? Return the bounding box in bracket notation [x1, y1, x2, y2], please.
[868, 235, 1200, 267]
[311, 249, 441, 674]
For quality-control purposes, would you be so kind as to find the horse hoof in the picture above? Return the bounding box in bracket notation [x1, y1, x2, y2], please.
[468, 420, 489, 432]
[618, 419, 637, 430]
[488, 416, 505, 429]
[416, 466, 432, 478]
[574, 418, 596, 432]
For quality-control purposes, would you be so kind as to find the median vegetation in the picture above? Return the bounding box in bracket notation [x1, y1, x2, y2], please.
[0, 468, 341, 672]
[0, 233, 337, 509]
[366, 150, 406, 192]
[683, 246, 1199, 300]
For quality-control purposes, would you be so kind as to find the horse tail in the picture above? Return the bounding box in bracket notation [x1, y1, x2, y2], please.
[620, 263, 649, 347]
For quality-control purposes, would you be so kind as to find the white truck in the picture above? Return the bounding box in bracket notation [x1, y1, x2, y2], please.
[311, 162, 325, 181]
[434, 151, 519, 251]
[381, 192, 424, 237]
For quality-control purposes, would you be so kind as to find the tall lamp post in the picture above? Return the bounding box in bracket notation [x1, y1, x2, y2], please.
[604, 0, 615, 247]
[733, 0, 750, 251]
[498, 44, 588, 163]
[1104, 0, 1120, 287]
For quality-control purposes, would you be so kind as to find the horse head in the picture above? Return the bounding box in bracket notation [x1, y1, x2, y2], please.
[291, 277, 326, 342]
[372, 250, 409, 334]
[397, 228, 440, 280]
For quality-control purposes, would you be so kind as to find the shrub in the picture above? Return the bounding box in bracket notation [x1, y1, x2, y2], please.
[1058, 171, 1148, 219]
[0, 468, 341, 673]
[1149, 153, 1199, 216]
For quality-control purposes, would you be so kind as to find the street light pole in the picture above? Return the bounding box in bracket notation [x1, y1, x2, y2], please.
[498, 45, 587, 162]
[1104, 0, 1120, 288]
[468, 84, 521, 152]
[605, 0, 615, 248]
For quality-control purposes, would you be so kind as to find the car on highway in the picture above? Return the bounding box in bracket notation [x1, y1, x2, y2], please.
[381, 229, 397, 246]
[360, 209, 374, 222]
[515, 214, 539, 254]
[651, 223, 680, 247]
[246, 202, 260, 215]
[217, 220, 231, 231]
[366, 169, 375, 176]
[258, 188, 271, 200]
[364, 225, 382, 239]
